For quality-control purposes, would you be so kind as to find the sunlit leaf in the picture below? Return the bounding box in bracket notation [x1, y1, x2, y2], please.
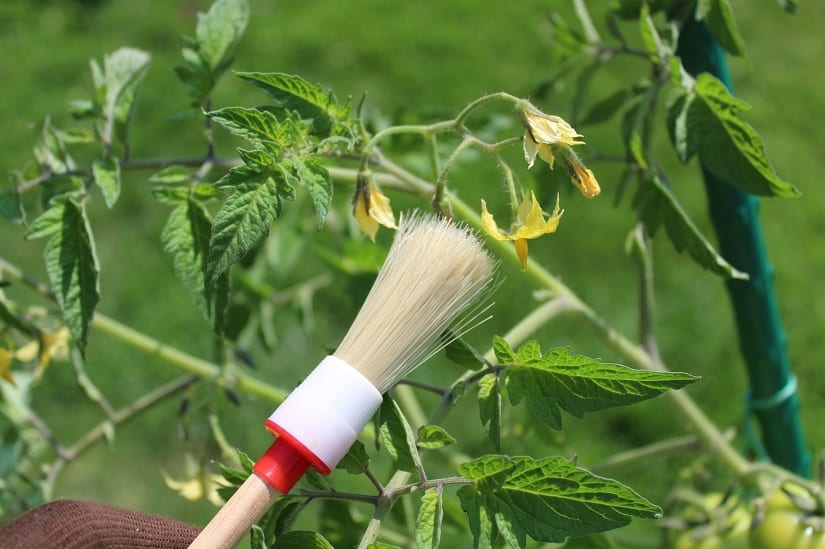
[415, 488, 443, 549]
[377, 394, 420, 473]
[696, 0, 746, 57]
[417, 425, 456, 450]
[458, 455, 660, 544]
[496, 339, 698, 430]
[92, 157, 120, 208]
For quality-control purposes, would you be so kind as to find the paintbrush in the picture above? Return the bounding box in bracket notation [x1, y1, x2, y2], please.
[189, 214, 496, 548]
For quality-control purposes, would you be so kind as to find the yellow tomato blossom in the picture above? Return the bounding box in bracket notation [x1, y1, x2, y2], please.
[353, 172, 397, 242]
[481, 191, 563, 270]
[162, 455, 229, 506]
[520, 105, 601, 199]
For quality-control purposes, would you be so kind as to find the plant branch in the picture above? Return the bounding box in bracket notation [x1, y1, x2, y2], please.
[0, 257, 288, 404]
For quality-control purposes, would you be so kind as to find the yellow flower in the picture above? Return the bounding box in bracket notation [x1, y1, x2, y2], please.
[481, 191, 563, 270]
[162, 455, 229, 506]
[0, 348, 13, 385]
[520, 105, 601, 199]
[353, 172, 397, 242]
[14, 327, 71, 379]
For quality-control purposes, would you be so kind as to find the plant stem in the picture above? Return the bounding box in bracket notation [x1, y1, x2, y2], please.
[43, 375, 199, 498]
[0, 257, 287, 404]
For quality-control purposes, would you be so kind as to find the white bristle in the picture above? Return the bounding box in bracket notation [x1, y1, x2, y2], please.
[334, 214, 496, 392]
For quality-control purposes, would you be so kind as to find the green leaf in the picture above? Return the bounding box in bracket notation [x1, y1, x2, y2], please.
[415, 488, 443, 549]
[0, 175, 25, 224]
[638, 4, 666, 63]
[149, 165, 193, 184]
[207, 168, 283, 283]
[377, 394, 420, 473]
[501, 342, 699, 430]
[459, 455, 661, 544]
[336, 440, 369, 474]
[160, 195, 230, 335]
[236, 72, 348, 134]
[670, 74, 799, 197]
[457, 455, 516, 493]
[94, 47, 151, 144]
[491, 336, 516, 365]
[34, 119, 75, 174]
[207, 107, 291, 151]
[478, 374, 501, 452]
[272, 531, 333, 549]
[444, 334, 485, 369]
[30, 199, 100, 354]
[696, 0, 746, 57]
[457, 485, 497, 549]
[292, 158, 331, 228]
[258, 496, 303, 545]
[366, 544, 402, 549]
[319, 499, 365, 549]
[776, 0, 797, 13]
[633, 172, 748, 279]
[195, 0, 249, 72]
[417, 425, 456, 450]
[249, 525, 267, 549]
[92, 157, 120, 208]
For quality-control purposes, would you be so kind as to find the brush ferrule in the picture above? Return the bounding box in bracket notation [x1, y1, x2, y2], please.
[264, 355, 382, 472]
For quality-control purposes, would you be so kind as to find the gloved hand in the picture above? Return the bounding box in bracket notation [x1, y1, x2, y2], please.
[0, 500, 200, 548]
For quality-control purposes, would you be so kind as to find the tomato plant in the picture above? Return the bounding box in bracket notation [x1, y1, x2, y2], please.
[750, 490, 825, 549]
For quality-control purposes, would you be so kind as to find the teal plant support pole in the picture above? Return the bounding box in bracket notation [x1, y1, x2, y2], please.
[676, 15, 810, 476]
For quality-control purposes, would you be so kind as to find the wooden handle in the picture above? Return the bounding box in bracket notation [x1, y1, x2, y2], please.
[189, 472, 280, 549]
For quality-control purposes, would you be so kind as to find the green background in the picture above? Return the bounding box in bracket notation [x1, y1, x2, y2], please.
[1, 0, 823, 541]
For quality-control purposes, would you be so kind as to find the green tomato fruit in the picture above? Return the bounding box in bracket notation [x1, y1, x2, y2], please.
[750, 491, 825, 549]
[668, 492, 751, 549]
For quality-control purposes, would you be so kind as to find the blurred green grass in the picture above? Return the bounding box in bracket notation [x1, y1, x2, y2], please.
[1, 0, 824, 535]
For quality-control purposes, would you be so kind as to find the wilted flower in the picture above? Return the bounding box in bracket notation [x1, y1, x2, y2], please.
[520, 105, 601, 199]
[481, 191, 563, 270]
[353, 171, 397, 241]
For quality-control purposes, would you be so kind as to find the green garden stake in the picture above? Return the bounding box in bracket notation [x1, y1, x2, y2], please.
[676, 13, 810, 477]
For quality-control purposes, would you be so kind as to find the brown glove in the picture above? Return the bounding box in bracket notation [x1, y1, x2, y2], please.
[0, 500, 200, 548]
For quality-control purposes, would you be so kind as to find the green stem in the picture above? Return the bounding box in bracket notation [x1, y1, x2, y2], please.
[90, 314, 287, 403]
[0, 257, 287, 404]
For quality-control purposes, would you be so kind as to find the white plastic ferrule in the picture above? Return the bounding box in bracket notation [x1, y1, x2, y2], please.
[266, 355, 382, 471]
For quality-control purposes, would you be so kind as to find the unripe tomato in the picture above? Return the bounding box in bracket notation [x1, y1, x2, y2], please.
[667, 492, 750, 549]
[750, 491, 825, 549]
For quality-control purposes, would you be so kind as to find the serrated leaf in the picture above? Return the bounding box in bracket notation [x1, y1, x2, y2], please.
[417, 425, 456, 450]
[458, 455, 516, 493]
[161, 195, 229, 335]
[272, 531, 333, 549]
[149, 165, 193, 184]
[672, 74, 799, 198]
[207, 169, 282, 283]
[292, 158, 331, 228]
[459, 455, 660, 544]
[492, 336, 516, 365]
[633, 172, 748, 279]
[195, 0, 249, 72]
[377, 394, 420, 473]
[207, 107, 290, 151]
[336, 440, 369, 474]
[502, 342, 699, 430]
[416, 488, 443, 549]
[457, 485, 497, 549]
[696, 0, 746, 57]
[34, 199, 100, 355]
[478, 374, 501, 452]
[92, 157, 120, 208]
[236, 72, 347, 134]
